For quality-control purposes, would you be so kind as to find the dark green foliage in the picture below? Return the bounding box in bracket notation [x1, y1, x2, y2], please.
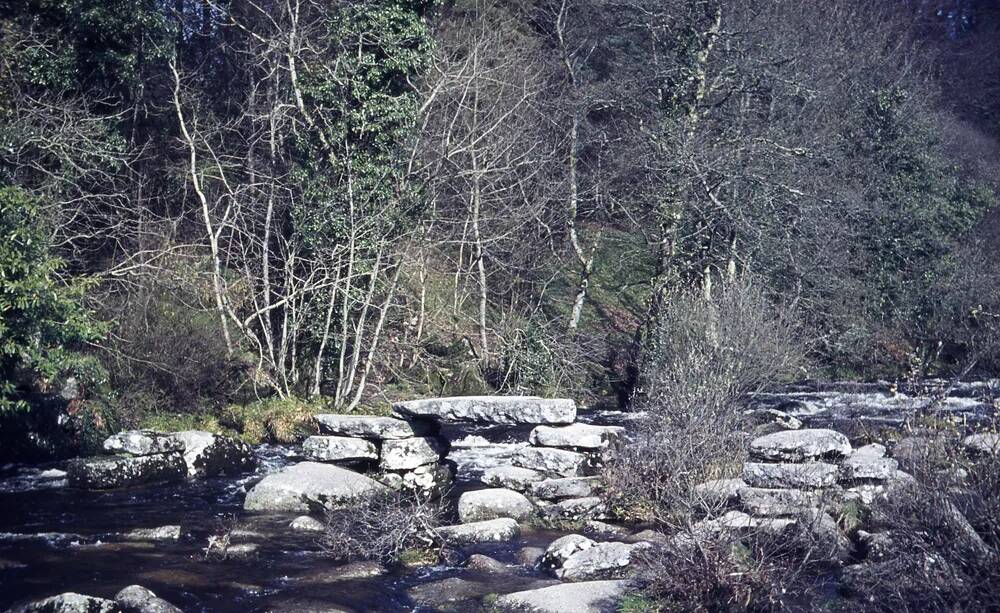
[0, 186, 99, 411]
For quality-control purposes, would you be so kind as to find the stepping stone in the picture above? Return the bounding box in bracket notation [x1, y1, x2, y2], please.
[458, 488, 536, 522]
[392, 396, 576, 425]
[528, 424, 624, 450]
[379, 437, 445, 470]
[302, 435, 378, 463]
[750, 429, 851, 462]
[531, 476, 600, 500]
[840, 452, 898, 481]
[482, 465, 547, 491]
[555, 541, 650, 581]
[512, 447, 588, 477]
[742, 462, 839, 489]
[314, 414, 434, 439]
[738, 486, 820, 516]
[436, 518, 520, 545]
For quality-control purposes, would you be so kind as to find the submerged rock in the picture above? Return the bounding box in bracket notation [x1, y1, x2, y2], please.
[115, 585, 182, 613]
[436, 518, 520, 545]
[392, 396, 576, 425]
[494, 580, 633, 613]
[528, 424, 624, 450]
[301, 435, 378, 463]
[458, 488, 536, 522]
[750, 429, 852, 462]
[122, 525, 181, 541]
[289, 515, 326, 532]
[67, 452, 186, 490]
[168, 430, 256, 477]
[243, 461, 386, 512]
[314, 414, 435, 439]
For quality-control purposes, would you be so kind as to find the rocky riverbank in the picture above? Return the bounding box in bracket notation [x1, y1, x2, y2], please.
[2, 387, 998, 612]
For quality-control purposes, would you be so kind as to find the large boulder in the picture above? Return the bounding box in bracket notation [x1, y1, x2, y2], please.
[115, 585, 182, 613]
[531, 477, 600, 500]
[742, 462, 839, 489]
[243, 461, 386, 513]
[528, 424, 624, 450]
[301, 435, 378, 463]
[392, 396, 576, 425]
[379, 437, 445, 470]
[494, 580, 633, 613]
[313, 414, 435, 439]
[436, 518, 520, 545]
[458, 488, 536, 523]
[750, 429, 851, 462]
[512, 447, 588, 477]
[168, 430, 256, 477]
[555, 541, 651, 581]
[9, 592, 118, 613]
[68, 452, 186, 489]
[103, 430, 183, 456]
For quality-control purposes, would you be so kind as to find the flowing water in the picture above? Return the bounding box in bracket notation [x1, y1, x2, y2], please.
[1, 387, 995, 612]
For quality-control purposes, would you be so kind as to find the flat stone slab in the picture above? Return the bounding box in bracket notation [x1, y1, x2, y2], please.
[379, 437, 445, 470]
[168, 430, 256, 477]
[436, 518, 520, 545]
[692, 478, 746, 508]
[458, 488, 536, 523]
[963, 433, 1000, 455]
[531, 476, 600, 500]
[494, 580, 633, 613]
[122, 525, 181, 541]
[749, 429, 851, 462]
[313, 414, 433, 439]
[302, 435, 378, 463]
[840, 452, 898, 481]
[529, 424, 624, 450]
[738, 486, 820, 516]
[742, 462, 839, 489]
[243, 462, 385, 513]
[392, 396, 576, 425]
[103, 430, 184, 456]
[512, 447, 588, 477]
[68, 452, 186, 490]
[483, 465, 547, 491]
[541, 496, 606, 521]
